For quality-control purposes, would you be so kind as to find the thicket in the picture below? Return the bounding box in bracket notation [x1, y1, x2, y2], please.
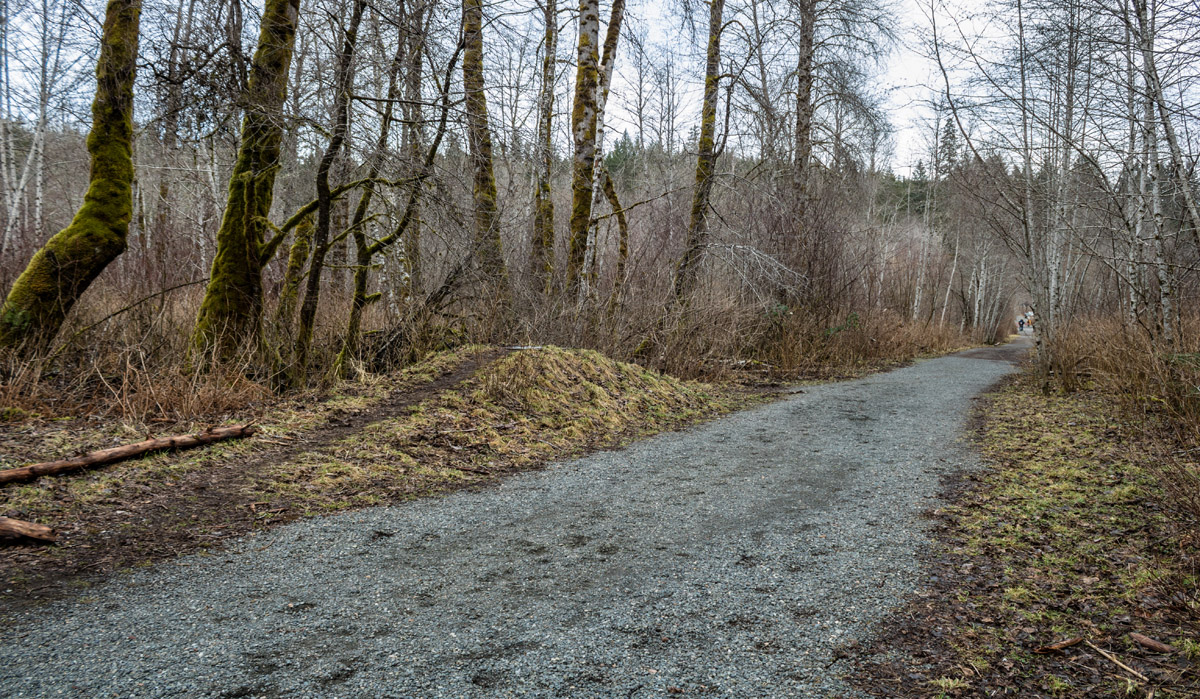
[0, 0, 988, 423]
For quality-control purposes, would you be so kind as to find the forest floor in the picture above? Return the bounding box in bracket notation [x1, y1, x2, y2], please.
[852, 362, 1200, 697]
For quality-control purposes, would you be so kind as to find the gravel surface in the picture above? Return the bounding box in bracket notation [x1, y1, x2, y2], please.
[0, 344, 1023, 698]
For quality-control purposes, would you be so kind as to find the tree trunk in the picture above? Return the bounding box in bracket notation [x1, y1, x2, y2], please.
[294, 0, 365, 377]
[274, 212, 313, 334]
[463, 0, 507, 292]
[582, 0, 626, 292]
[793, 0, 816, 228]
[401, 1, 427, 300]
[531, 0, 557, 293]
[674, 0, 725, 300]
[336, 39, 464, 374]
[0, 0, 141, 353]
[603, 168, 628, 314]
[191, 0, 301, 361]
[1132, 0, 1200, 253]
[565, 0, 600, 294]
[336, 7, 409, 378]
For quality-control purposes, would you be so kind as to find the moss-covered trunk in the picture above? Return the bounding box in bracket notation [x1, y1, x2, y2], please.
[274, 212, 313, 334]
[191, 0, 300, 361]
[602, 167, 628, 316]
[0, 0, 141, 353]
[565, 0, 600, 295]
[674, 0, 724, 300]
[530, 0, 557, 293]
[401, 2, 427, 299]
[793, 0, 816, 229]
[463, 0, 507, 293]
[293, 0, 365, 377]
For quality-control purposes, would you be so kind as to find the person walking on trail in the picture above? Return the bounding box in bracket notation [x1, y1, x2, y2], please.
[1018, 318, 1025, 333]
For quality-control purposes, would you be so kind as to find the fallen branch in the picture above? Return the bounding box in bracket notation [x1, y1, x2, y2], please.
[1085, 640, 1149, 682]
[0, 425, 257, 486]
[1130, 633, 1175, 654]
[0, 516, 57, 542]
[1034, 637, 1083, 654]
[446, 464, 491, 475]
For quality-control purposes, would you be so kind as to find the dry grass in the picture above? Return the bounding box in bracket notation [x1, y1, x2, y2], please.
[1049, 316, 1200, 528]
[754, 308, 975, 380]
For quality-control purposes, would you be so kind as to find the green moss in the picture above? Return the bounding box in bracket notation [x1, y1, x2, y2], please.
[274, 213, 312, 333]
[565, 0, 601, 292]
[191, 0, 301, 361]
[0, 0, 140, 353]
[462, 0, 506, 290]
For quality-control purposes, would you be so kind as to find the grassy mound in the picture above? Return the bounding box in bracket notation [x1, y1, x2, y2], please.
[2, 346, 753, 600]
[258, 346, 749, 513]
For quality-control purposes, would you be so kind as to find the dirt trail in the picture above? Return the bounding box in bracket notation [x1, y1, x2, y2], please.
[0, 342, 1026, 698]
[0, 348, 509, 604]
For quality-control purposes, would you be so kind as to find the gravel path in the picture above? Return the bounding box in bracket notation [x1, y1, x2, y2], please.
[0, 343, 1024, 698]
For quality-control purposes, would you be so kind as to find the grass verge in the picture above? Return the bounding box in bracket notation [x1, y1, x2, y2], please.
[854, 372, 1199, 698]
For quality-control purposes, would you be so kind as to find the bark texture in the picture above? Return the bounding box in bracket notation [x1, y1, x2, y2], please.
[0, 0, 141, 353]
[191, 0, 301, 360]
[531, 0, 558, 292]
[793, 0, 816, 226]
[463, 0, 507, 289]
[675, 0, 725, 300]
[565, 0, 600, 294]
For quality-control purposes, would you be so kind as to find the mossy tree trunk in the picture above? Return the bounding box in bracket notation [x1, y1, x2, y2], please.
[530, 0, 557, 293]
[674, 0, 725, 301]
[191, 0, 301, 361]
[793, 0, 816, 232]
[0, 0, 141, 353]
[401, 1, 428, 299]
[565, 0, 600, 295]
[603, 169, 628, 316]
[274, 212, 313, 334]
[463, 0, 507, 293]
[582, 0, 626, 292]
[293, 0, 365, 377]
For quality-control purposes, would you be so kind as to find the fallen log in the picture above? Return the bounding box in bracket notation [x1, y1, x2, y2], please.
[0, 424, 256, 486]
[0, 516, 57, 542]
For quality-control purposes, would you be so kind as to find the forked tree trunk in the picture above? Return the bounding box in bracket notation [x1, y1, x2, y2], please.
[0, 0, 141, 353]
[582, 0, 625, 291]
[336, 6, 411, 377]
[463, 0, 507, 292]
[674, 0, 725, 300]
[335, 38, 463, 375]
[191, 0, 301, 361]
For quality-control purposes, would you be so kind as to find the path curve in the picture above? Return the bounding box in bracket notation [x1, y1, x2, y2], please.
[0, 342, 1025, 698]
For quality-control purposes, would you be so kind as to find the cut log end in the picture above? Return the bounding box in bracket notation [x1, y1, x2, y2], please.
[0, 516, 57, 543]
